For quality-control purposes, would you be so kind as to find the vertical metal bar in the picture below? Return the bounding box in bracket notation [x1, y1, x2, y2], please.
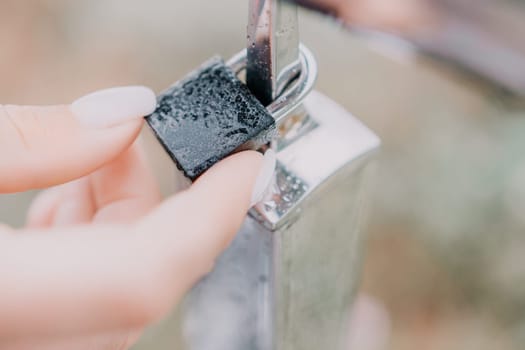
[247, 0, 301, 105]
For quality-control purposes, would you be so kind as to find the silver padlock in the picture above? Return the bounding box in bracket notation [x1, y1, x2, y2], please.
[140, 1, 380, 349]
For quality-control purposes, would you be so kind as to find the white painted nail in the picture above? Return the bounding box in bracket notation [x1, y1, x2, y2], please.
[250, 149, 277, 207]
[71, 86, 157, 128]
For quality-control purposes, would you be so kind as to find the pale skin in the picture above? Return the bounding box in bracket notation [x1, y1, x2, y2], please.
[296, 0, 437, 34]
[0, 104, 265, 349]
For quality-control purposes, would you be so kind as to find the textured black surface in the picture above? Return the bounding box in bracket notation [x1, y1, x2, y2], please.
[146, 57, 276, 180]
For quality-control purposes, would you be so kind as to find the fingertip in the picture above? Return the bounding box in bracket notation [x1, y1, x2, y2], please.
[140, 149, 266, 258]
[26, 187, 63, 229]
[192, 150, 265, 210]
[181, 150, 271, 254]
[71, 86, 157, 128]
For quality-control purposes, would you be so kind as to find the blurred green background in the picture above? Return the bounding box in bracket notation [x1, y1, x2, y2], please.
[1, 1, 525, 349]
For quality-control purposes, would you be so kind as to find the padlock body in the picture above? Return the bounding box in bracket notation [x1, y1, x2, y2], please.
[145, 91, 380, 350]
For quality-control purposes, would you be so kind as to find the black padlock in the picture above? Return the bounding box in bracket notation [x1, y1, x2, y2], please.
[146, 57, 276, 181]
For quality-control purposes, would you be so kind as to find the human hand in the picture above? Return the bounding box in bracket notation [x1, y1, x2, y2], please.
[293, 0, 436, 34]
[0, 86, 276, 349]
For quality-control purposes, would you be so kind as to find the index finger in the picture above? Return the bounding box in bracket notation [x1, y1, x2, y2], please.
[0, 86, 156, 193]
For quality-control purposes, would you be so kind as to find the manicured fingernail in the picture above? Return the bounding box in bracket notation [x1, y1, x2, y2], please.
[250, 149, 277, 207]
[71, 86, 157, 128]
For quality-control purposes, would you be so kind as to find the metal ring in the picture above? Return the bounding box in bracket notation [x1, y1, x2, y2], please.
[227, 44, 318, 125]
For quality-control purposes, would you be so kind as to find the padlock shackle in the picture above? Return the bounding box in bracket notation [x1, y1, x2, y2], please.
[228, 44, 318, 126]
[246, 0, 301, 105]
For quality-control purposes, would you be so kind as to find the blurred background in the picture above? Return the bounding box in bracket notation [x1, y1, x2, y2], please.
[1, 0, 525, 349]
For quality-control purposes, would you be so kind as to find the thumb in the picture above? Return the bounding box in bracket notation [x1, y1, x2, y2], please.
[0, 86, 156, 193]
[0, 150, 276, 339]
[137, 149, 277, 294]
